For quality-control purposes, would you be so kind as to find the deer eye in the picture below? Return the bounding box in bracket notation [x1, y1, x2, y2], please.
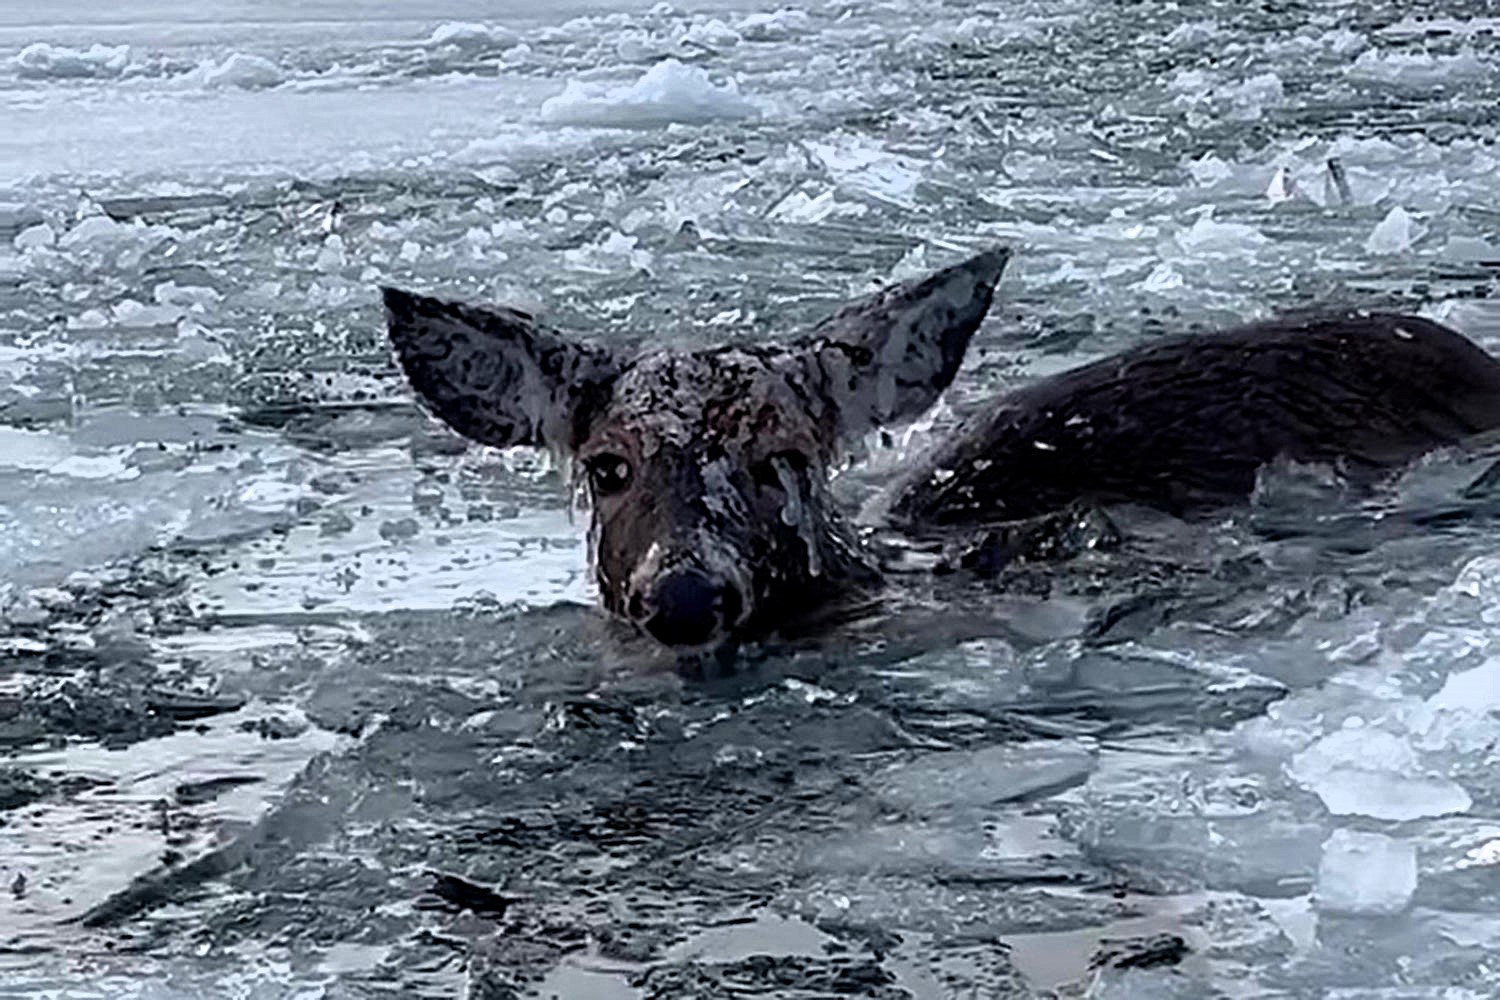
[585, 453, 632, 498]
[752, 449, 809, 490]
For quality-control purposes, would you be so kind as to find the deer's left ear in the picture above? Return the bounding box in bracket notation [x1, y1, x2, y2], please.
[791, 247, 1009, 440]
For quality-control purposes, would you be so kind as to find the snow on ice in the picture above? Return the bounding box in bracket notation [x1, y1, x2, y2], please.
[540, 58, 757, 127]
[13, 42, 131, 80]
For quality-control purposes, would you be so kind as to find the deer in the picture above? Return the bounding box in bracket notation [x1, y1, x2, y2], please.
[382, 247, 1500, 651]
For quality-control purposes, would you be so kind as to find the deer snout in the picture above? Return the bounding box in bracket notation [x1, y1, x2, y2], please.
[636, 567, 743, 648]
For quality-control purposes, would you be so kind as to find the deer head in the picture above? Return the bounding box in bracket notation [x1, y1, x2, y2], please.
[383, 248, 1008, 649]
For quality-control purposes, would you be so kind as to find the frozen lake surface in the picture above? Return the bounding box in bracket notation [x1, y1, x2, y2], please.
[3, 0, 1500, 996]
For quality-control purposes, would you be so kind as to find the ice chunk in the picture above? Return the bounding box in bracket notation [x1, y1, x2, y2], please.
[1225, 71, 1285, 116]
[425, 22, 518, 49]
[57, 215, 176, 253]
[540, 59, 756, 127]
[1287, 726, 1472, 820]
[767, 188, 830, 224]
[192, 52, 285, 90]
[0, 203, 44, 230]
[1164, 20, 1220, 48]
[153, 281, 222, 310]
[1175, 212, 1269, 253]
[736, 8, 812, 41]
[1406, 656, 1500, 755]
[13, 42, 130, 79]
[111, 298, 183, 327]
[1443, 235, 1500, 262]
[877, 741, 1096, 815]
[1265, 166, 1297, 204]
[315, 234, 347, 271]
[1169, 69, 1283, 119]
[806, 135, 923, 206]
[1315, 830, 1417, 916]
[1447, 554, 1500, 623]
[1186, 153, 1236, 187]
[680, 18, 741, 49]
[1365, 205, 1424, 254]
[1138, 261, 1185, 292]
[1348, 48, 1489, 87]
[14, 222, 55, 251]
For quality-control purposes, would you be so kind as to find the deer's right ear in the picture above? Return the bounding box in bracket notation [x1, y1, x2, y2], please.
[382, 287, 619, 453]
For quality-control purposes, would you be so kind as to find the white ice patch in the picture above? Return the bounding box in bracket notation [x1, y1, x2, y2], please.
[1316, 829, 1417, 916]
[1348, 48, 1490, 87]
[736, 8, 812, 41]
[13, 42, 130, 80]
[540, 59, 757, 128]
[1287, 725, 1472, 820]
[58, 214, 179, 253]
[1442, 235, 1500, 262]
[1175, 211, 1270, 254]
[1168, 68, 1285, 120]
[424, 22, 519, 50]
[13, 223, 55, 251]
[806, 135, 924, 207]
[187, 52, 285, 90]
[1365, 205, 1425, 254]
[1136, 261, 1185, 293]
[1404, 655, 1500, 756]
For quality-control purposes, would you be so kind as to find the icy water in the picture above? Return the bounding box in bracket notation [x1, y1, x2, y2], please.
[3, 0, 1500, 996]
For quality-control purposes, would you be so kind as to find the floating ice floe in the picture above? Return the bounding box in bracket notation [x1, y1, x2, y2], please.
[1287, 725, 1472, 820]
[13, 42, 130, 80]
[1316, 829, 1417, 915]
[1175, 211, 1270, 254]
[1347, 48, 1490, 87]
[1137, 261, 1185, 292]
[424, 22, 519, 50]
[1164, 20, 1220, 48]
[736, 8, 812, 41]
[1365, 204, 1424, 254]
[540, 59, 757, 127]
[806, 134, 923, 207]
[680, 18, 741, 49]
[190, 52, 285, 90]
[1169, 68, 1285, 120]
[1404, 655, 1500, 756]
[58, 215, 178, 254]
[0, 202, 44, 230]
[14, 223, 55, 251]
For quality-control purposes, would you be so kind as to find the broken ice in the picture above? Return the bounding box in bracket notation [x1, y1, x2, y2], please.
[1316, 829, 1417, 916]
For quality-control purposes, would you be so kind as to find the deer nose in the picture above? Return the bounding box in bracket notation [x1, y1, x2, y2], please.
[641, 568, 740, 647]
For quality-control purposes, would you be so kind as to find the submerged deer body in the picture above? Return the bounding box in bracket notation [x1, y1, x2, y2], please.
[384, 249, 1500, 650]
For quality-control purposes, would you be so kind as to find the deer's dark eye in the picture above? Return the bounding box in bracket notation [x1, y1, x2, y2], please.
[585, 453, 632, 498]
[752, 449, 810, 490]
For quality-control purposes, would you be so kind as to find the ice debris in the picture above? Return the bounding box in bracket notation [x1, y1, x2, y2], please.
[540, 59, 756, 127]
[1316, 829, 1417, 916]
[1348, 48, 1489, 87]
[425, 22, 519, 50]
[1176, 211, 1270, 254]
[13, 42, 130, 79]
[191, 52, 285, 90]
[14, 223, 55, 251]
[1169, 69, 1285, 120]
[1287, 725, 1472, 821]
[736, 8, 812, 41]
[1365, 205, 1424, 255]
